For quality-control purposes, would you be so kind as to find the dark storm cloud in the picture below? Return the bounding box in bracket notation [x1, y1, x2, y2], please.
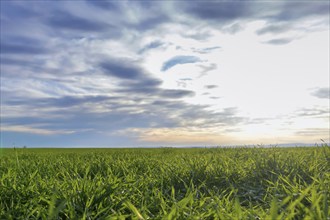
[311, 88, 330, 99]
[47, 11, 109, 32]
[161, 56, 201, 71]
[264, 38, 293, 45]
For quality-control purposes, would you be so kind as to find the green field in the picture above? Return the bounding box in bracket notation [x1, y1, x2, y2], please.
[1, 147, 329, 219]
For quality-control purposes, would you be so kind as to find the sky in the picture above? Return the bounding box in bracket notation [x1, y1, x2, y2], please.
[0, 1, 329, 148]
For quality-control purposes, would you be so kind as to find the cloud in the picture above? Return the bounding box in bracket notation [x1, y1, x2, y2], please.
[116, 87, 195, 99]
[2, 92, 242, 147]
[100, 59, 145, 80]
[161, 56, 201, 71]
[264, 38, 293, 45]
[180, 78, 192, 81]
[138, 41, 164, 54]
[256, 23, 292, 35]
[130, 14, 169, 31]
[254, 2, 329, 38]
[125, 106, 246, 145]
[182, 29, 213, 41]
[294, 106, 329, 118]
[5, 95, 114, 108]
[204, 85, 218, 89]
[1, 43, 49, 55]
[160, 89, 195, 99]
[295, 128, 330, 137]
[1, 57, 35, 67]
[86, 0, 119, 10]
[99, 58, 168, 98]
[222, 23, 244, 34]
[184, 2, 251, 21]
[47, 11, 110, 32]
[1, 125, 74, 135]
[295, 107, 329, 118]
[123, 77, 162, 89]
[98, 58, 194, 99]
[192, 46, 221, 54]
[311, 87, 330, 99]
[1, 2, 40, 19]
[1, 36, 50, 55]
[270, 2, 330, 22]
[198, 63, 217, 77]
[183, 1, 329, 36]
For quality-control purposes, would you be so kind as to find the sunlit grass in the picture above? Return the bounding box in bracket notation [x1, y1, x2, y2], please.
[0, 146, 329, 219]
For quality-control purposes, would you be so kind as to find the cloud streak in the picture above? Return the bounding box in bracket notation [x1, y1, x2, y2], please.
[311, 88, 330, 99]
[47, 11, 110, 32]
[161, 56, 201, 71]
[100, 59, 146, 80]
[264, 38, 293, 45]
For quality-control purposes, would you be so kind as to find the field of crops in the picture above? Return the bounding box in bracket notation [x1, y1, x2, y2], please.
[0, 146, 329, 219]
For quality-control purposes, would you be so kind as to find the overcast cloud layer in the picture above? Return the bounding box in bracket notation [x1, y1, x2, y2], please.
[1, 1, 329, 147]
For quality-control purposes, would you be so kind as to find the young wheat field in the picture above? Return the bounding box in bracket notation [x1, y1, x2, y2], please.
[0, 146, 329, 219]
